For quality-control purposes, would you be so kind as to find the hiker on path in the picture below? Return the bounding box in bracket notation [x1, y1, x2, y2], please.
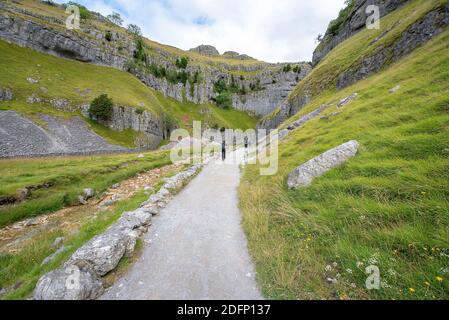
[222, 140, 226, 161]
[243, 137, 249, 166]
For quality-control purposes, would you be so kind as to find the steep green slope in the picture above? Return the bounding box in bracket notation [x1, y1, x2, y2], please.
[240, 22, 449, 299]
[0, 40, 257, 147]
[261, 0, 447, 127]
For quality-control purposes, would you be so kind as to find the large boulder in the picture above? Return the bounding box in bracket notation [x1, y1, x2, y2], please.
[287, 140, 360, 189]
[115, 209, 153, 230]
[66, 230, 130, 276]
[33, 264, 103, 300]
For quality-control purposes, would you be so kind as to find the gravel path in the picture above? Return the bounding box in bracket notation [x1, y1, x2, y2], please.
[102, 153, 262, 300]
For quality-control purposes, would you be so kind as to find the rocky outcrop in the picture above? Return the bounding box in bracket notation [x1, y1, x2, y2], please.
[271, 104, 330, 142]
[312, 0, 411, 66]
[258, 92, 312, 130]
[0, 110, 125, 157]
[337, 93, 358, 107]
[336, 3, 449, 89]
[223, 51, 254, 60]
[287, 140, 360, 189]
[103, 106, 166, 148]
[189, 44, 220, 56]
[233, 65, 310, 117]
[0, 10, 128, 68]
[0, 87, 13, 101]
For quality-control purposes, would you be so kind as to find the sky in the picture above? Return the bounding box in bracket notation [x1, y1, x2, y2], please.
[59, 0, 347, 63]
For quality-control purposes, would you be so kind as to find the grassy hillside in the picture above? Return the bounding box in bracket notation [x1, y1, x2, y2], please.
[0, 151, 172, 227]
[240, 18, 449, 299]
[262, 0, 446, 124]
[0, 40, 257, 147]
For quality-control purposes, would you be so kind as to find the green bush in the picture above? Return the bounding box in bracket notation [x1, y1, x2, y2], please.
[214, 79, 228, 94]
[105, 31, 112, 42]
[283, 64, 292, 72]
[89, 94, 113, 121]
[175, 57, 189, 69]
[135, 107, 145, 115]
[292, 65, 301, 73]
[215, 91, 233, 109]
[134, 38, 147, 63]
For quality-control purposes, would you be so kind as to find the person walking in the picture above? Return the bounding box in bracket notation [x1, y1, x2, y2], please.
[243, 136, 249, 166]
[222, 140, 226, 161]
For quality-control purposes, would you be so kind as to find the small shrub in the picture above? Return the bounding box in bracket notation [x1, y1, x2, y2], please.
[107, 12, 123, 26]
[127, 24, 142, 37]
[283, 64, 292, 73]
[134, 38, 147, 63]
[175, 57, 189, 69]
[292, 65, 301, 73]
[89, 94, 113, 121]
[135, 107, 145, 115]
[215, 91, 233, 109]
[214, 79, 228, 94]
[105, 31, 112, 42]
[41, 0, 55, 6]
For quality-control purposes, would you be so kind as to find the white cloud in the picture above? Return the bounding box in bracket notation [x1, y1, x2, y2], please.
[60, 0, 347, 63]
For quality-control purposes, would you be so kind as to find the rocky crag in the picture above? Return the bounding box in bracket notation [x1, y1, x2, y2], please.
[312, 0, 411, 66]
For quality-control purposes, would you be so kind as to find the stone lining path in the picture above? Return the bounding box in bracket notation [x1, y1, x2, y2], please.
[102, 151, 262, 300]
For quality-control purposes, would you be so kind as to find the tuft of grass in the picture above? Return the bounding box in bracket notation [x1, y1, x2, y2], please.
[240, 25, 449, 300]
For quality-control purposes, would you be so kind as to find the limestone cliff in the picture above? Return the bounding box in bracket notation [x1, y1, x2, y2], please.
[0, 1, 308, 119]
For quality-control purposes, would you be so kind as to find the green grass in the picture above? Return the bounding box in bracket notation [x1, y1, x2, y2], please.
[240, 23, 449, 300]
[0, 151, 171, 227]
[0, 189, 150, 300]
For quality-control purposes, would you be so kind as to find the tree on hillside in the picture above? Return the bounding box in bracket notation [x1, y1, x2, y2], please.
[107, 12, 123, 26]
[127, 24, 142, 37]
[89, 94, 113, 121]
